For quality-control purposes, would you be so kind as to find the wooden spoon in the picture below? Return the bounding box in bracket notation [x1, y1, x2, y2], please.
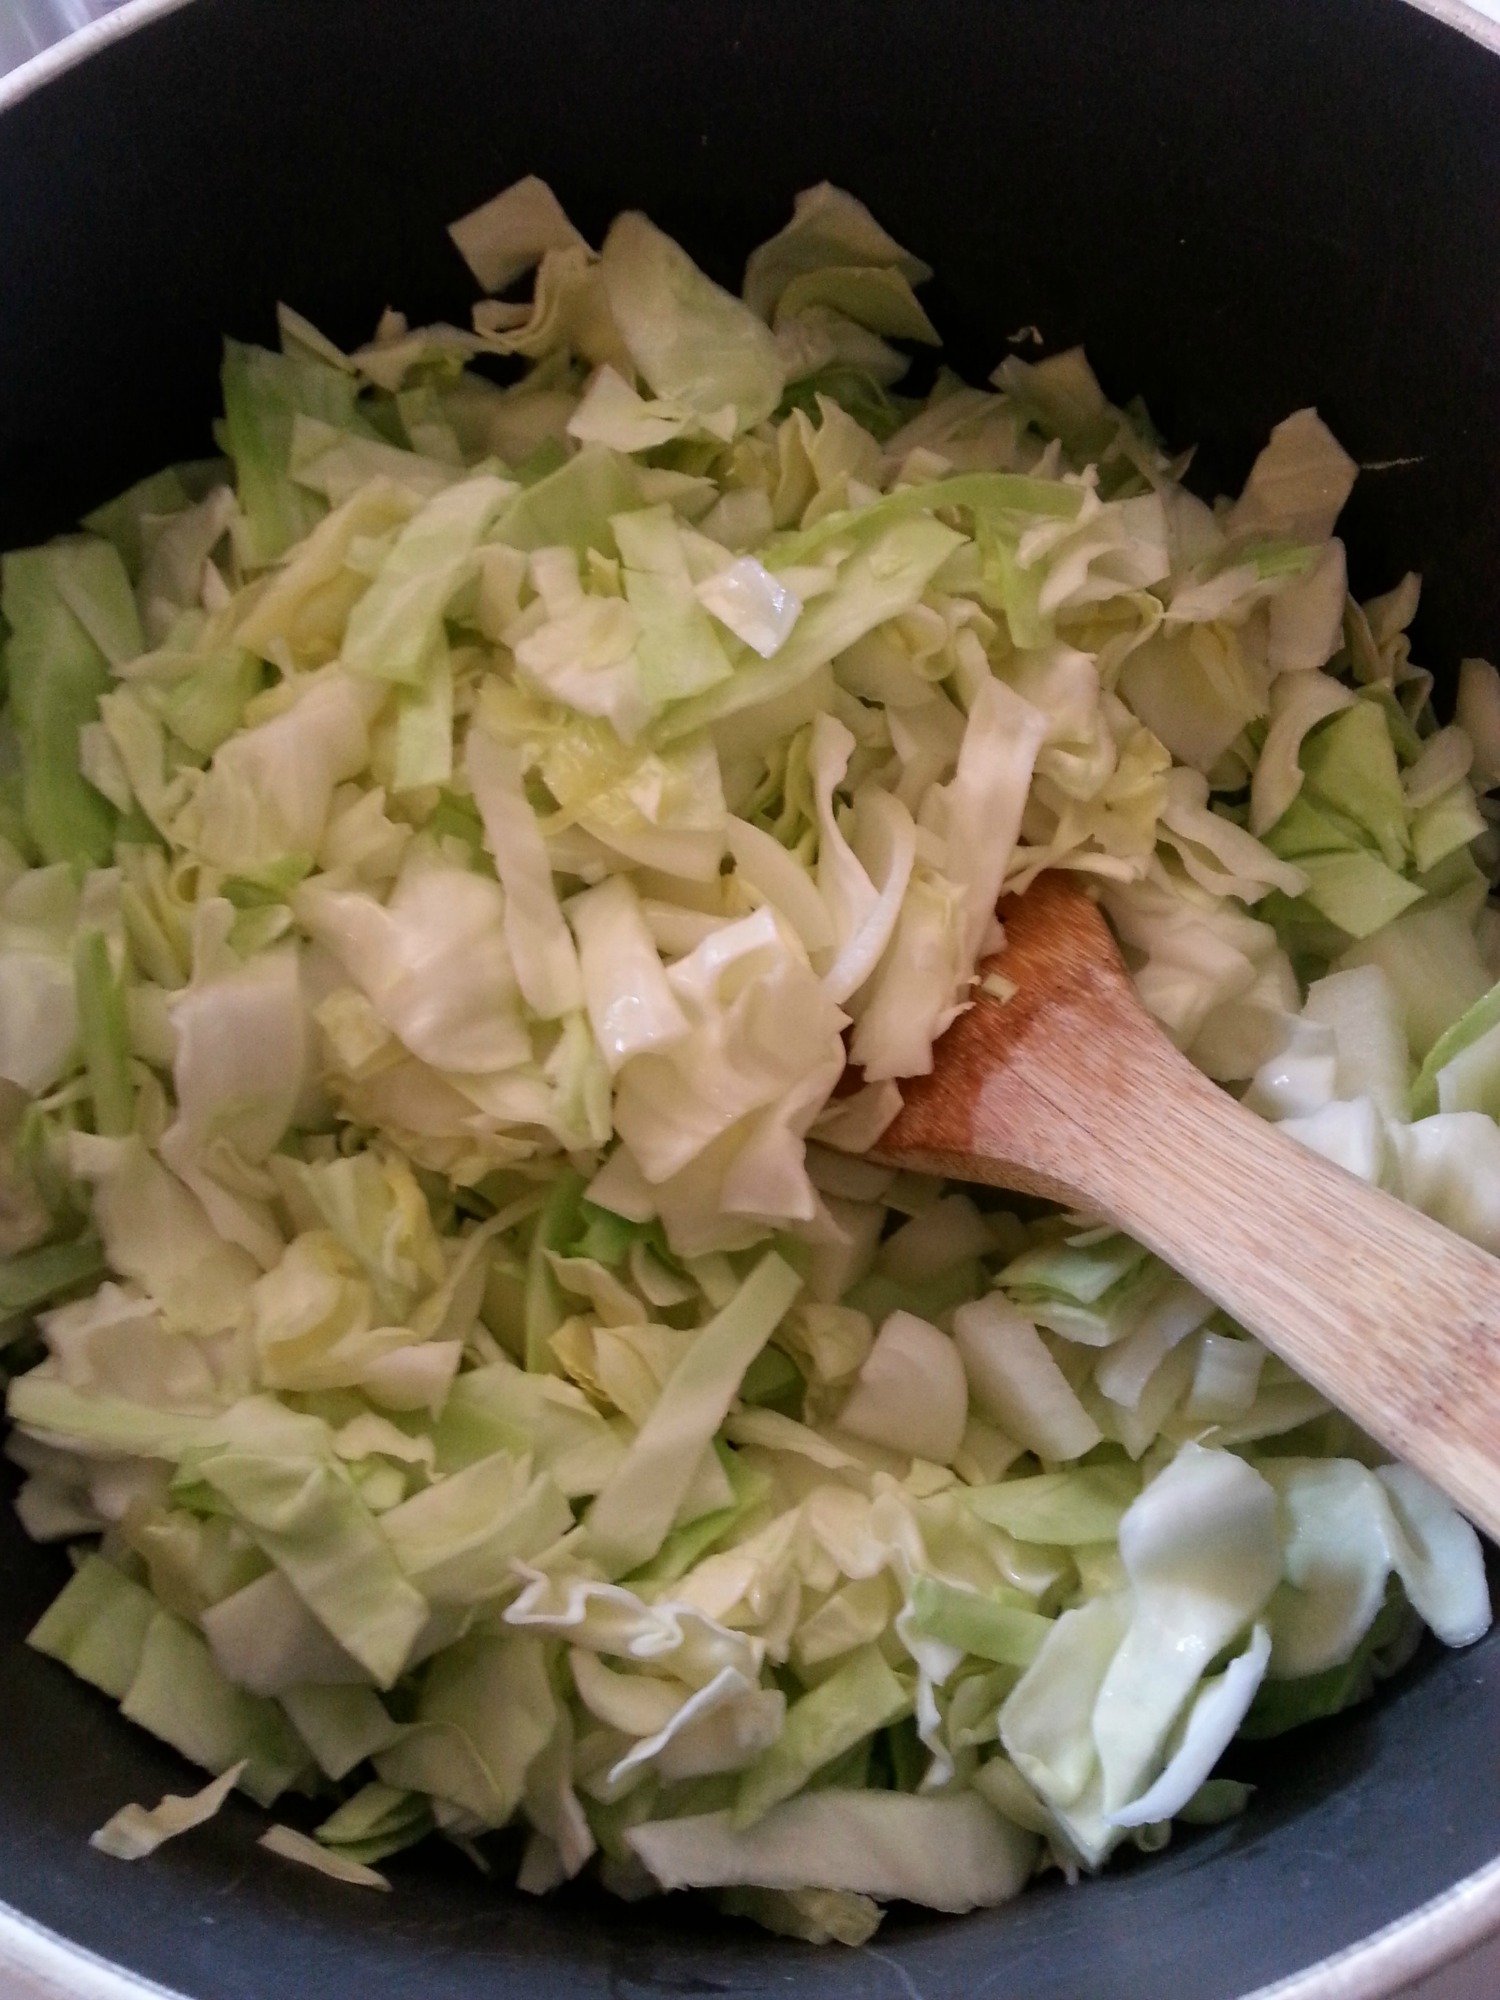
[873, 871, 1500, 1541]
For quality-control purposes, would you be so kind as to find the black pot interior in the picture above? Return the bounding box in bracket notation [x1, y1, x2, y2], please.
[1, 3, 1498, 1995]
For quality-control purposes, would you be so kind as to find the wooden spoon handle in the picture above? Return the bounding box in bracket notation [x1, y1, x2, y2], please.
[1061, 1042, 1500, 1539]
[879, 883, 1500, 1539]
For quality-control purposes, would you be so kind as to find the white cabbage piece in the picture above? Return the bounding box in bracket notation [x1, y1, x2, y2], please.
[448, 175, 591, 293]
[611, 908, 847, 1248]
[1228, 409, 1357, 543]
[187, 668, 379, 872]
[297, 855, 530, 1075]
[1001, 1444, 1280, 1864]
[836, 1311, 968, 1464]
[91, 1760, 246, 1861]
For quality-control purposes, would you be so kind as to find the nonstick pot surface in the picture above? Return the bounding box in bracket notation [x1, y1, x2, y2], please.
[1, 3, 1498, 1996]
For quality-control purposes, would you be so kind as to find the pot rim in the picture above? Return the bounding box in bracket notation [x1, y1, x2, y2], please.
[2, 1855, 1500, 2000]
[0, 1, 1497, 1995]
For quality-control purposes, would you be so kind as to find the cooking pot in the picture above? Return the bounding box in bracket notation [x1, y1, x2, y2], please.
[1, 3, 1498, 1995]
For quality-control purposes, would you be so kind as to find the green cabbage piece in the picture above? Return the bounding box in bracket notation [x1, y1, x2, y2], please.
[2, 541, 134, 864]
[220, 341, 370, 567]
[30, 1555, 311, 1806]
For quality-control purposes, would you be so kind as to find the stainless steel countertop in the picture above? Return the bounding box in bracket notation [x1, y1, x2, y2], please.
[0, 2, 1494, 1995]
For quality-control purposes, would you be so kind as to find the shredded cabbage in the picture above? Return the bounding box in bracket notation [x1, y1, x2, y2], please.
[0, 178, 1492, 1944]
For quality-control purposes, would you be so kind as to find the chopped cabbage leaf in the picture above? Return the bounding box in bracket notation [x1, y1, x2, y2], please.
[629, 1790, 1035, 1912]
[91, 1760, 246, 1861]
[260, 1821, 392, 1890]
